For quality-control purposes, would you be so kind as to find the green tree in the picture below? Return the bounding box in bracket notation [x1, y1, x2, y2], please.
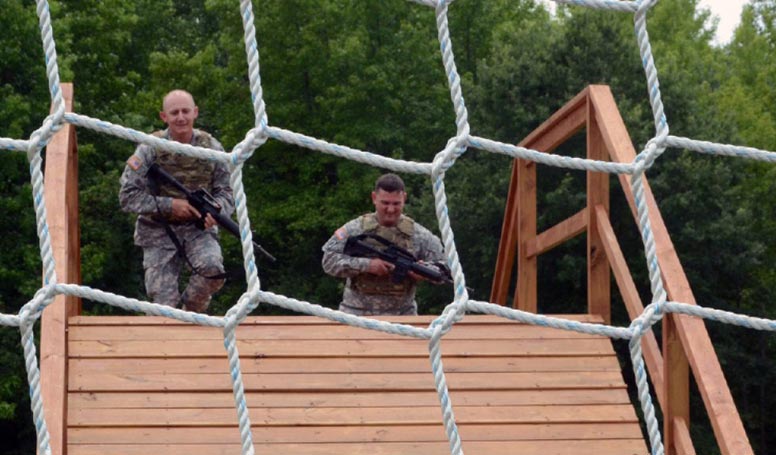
[0, 2, 60, 452]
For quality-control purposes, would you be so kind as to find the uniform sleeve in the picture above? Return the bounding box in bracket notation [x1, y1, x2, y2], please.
[321, 219, 371, 278]
[415, 225, 445, 263]
[210, 163, 235, 218]
[412, 225, 449, 284]
[118, 145, 173, 216]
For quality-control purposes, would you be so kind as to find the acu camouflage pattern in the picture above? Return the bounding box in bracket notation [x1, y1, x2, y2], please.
[350, 214, 414, 296]
[321, 213, 445, 316]
[119, 128, 234, 313]
[143, 231, 225, 312]
[151, 129, 217, 200]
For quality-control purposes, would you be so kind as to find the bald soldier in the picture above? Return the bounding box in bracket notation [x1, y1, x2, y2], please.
[119, 90, 234, 313]
[322, 174, 447, 315]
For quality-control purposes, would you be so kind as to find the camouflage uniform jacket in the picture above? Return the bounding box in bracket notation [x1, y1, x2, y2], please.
[119, 129, 234, 247]
[321, 214, 445, 314]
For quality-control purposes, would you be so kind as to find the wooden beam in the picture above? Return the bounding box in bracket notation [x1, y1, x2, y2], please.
[490, 88, 588, 305]
[524, 208, 587, 258]
[663, 313, 690, 455]
[40, 83, 81, 455]
[515, 158, 537, 311]
[519, 88, 591, 153]
[490, 159, 520, 305]
[671, 417, 697, 455]
[586, 100, 610, 323]
[589, 85, 752, 455]
[595, 206, 664, 404]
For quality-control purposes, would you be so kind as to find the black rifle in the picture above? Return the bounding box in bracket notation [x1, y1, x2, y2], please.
[344, 233, 452, 284]
[147, 163, 275, 262]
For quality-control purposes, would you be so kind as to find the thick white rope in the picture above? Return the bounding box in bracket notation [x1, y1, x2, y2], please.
[0, 1, 774, 454]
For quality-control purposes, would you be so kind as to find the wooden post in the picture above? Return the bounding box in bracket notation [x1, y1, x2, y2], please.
[515, 158, 537, 311]
[672, 417, 697, 455]
[664, 313, 690, 455]
[40, 83, 81, 455]
[586, 96, 610, 323]
[490, 161, 521, 305]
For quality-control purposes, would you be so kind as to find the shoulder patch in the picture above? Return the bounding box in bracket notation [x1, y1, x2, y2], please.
[127, 154, 142, 171]
[335, 227, 348, 241]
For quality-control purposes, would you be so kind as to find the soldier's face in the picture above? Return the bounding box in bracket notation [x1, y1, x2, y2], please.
[372, 189, 406, 227]
[160, 92, 199, 143]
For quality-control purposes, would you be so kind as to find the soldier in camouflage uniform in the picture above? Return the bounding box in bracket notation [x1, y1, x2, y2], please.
[322, 174, 446, 315]
[119, 90, 234, 313]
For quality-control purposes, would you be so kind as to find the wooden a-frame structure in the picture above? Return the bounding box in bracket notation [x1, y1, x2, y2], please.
[490, 85, 752, 455]
[37, 84, 753, 454]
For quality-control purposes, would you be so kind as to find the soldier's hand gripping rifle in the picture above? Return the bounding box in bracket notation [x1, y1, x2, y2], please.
[147, 163, 276, 262]
[344, 233, 452, 284]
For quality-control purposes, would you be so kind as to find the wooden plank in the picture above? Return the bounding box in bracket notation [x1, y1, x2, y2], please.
[68, 404, 639, 427]
[67, 323, 604, 341]
[69, 371, 627, 393]
[595, 206, 664, 403]
[586, 98, 610, 323]
[68, 355, 620, 375]
[41, 82, 80, 455]
[67, 314, 604, 326]
[68, 422, 645, 444]
[63, 312, 647, 453]
[589, 85, 751, 454]
[68, 439, 648, 455]
[68, 338, 615, 358]
[524, 208, 587, 258]
[491, 89, 588, 305]
[68, 388, 632, 409]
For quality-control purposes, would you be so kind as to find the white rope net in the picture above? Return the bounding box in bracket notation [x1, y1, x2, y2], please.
[2, 1, 775, 454]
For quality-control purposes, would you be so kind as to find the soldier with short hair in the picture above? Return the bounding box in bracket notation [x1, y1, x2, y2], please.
[119, 90, 234, 313]
[322, 173, 446, 315]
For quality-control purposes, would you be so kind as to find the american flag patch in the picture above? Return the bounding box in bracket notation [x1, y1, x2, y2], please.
[127, 155, 142, 171]
[335, 227, 348, 241]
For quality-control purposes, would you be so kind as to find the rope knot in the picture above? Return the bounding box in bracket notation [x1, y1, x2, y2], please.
[635, 0, 659, 14]
[231, 127, 268, 166]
